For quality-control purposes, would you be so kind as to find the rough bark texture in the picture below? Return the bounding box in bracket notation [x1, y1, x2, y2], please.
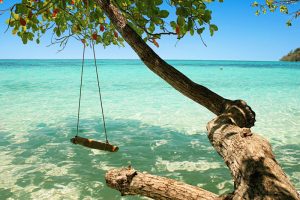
[70, 136, 119, 152]
[105, 112, 300, 200]
[106, 167, 219, 200]
[206, 107, 300, 200]
[94, 0, 299, 199]
[95, 0, 235, 119]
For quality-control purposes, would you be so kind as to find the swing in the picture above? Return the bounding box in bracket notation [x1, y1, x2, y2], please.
[70, 41, 119, 153]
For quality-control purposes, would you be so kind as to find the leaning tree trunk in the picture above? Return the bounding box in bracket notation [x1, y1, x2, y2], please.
[95, 0, 300, 199]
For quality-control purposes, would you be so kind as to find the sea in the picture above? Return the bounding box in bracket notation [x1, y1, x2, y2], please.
[0, 59, 299, 199]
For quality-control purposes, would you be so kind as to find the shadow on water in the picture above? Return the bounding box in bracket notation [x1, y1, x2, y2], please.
[1, 118, 235, 199]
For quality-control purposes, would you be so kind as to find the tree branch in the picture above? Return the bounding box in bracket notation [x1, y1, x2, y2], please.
[105, 109, 300, 200]
[206, 106, 300, 199]
[94, 0, 251, 123]
[94, 1, 299, 199]
[105, 167, 219, 200]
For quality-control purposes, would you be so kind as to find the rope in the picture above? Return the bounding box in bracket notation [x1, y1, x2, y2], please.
[74, 1, 109, 146]
[76, 43, 86, 137]
[92, 41, 109, 144]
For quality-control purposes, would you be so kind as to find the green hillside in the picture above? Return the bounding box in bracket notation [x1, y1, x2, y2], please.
[280, 48, 300, 62]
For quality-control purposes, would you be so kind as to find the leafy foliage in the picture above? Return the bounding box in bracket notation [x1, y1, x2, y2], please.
[3, 0, 223, 48]
[252, 0, 300, 26]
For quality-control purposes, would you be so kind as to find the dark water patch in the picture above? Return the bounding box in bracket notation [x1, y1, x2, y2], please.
[0, 188, 14, 199]
[0, 81, 55, 93]
[0, 131, 13, 146]
[2, 117, 299, 198]
[0, 117, 233, 199]
[0, 59, 144, 69]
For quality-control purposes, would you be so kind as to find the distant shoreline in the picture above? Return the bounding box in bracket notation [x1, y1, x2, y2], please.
[0, 58, 294, 62]
[280, 48, 300, 62]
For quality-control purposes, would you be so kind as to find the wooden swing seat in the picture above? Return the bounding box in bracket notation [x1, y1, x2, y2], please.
[70, 136, 119, 152]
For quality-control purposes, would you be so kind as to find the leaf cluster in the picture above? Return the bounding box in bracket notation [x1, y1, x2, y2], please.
[4, 0, 222, 49]
[252, 0, 300, 26]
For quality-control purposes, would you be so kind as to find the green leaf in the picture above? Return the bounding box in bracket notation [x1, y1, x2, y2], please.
[197, 27, 205, 35]
[252, 1, 258, 7]
[209, 24, 218, 36]
[202, 10, 211, 23]
[279, 5, 288, 14]
[210, 24, 218, 31]
[159, 10, 169, 18]
[187, 19, 194, 31]
[22, 33, 28, 44]
[190, 28, 194, 36]
[177, 16, 185, 26]
[170, 21, 177, 29]
[176, 7, 188, 17]
[148, 22, 155, 33]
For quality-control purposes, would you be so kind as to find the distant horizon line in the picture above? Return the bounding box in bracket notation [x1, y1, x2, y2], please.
[0, 58, 282, 62]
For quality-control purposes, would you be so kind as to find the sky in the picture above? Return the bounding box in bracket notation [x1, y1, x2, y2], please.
[0, 0, 299, 61]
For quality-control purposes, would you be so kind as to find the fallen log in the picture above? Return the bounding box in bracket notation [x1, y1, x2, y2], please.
[105, 102, 300, 200]
[105, 167, 219, 200]
[206, 111, 300, 199]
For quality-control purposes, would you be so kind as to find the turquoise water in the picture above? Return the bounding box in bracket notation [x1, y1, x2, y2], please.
[0, 59, 299, 199]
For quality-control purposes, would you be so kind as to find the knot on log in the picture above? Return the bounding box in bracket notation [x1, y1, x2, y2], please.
[224, 100, 256, 128]
[240, 128, 252, 138]
[206, 107, 300, 200]
[105, 167, 137, 195]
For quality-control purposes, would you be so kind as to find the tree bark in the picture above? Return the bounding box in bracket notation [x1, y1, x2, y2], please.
[95, 0, 255, 128]
[206, 109, 300, 199]
[94, 0, 299, 199]
[95, 0, 248, 123]
[105, 111, 300, 199]
[105, 167, 219, 200]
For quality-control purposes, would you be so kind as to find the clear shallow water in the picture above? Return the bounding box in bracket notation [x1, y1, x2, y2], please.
[0, 59, 299, 199]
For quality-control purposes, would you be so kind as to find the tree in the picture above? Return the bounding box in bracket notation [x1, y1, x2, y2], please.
[1, 0, 300, 199]
[281, 48, 300, 61]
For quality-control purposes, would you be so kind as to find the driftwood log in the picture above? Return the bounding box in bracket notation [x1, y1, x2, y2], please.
[105, 103, 300, 199]
[106, 168, 218, 200]
[91, 0, 300, 199]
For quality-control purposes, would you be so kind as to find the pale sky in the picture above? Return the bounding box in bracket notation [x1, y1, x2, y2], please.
[0, 0, 299, 61]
